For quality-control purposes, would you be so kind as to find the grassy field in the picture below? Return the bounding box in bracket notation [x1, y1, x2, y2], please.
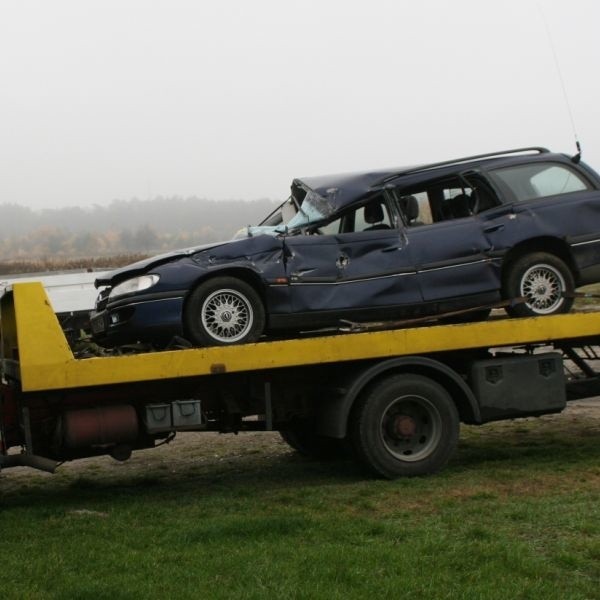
[1, 402, 600, 600]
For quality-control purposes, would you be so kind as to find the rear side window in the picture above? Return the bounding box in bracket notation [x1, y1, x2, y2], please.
[492, 163, 590, 202]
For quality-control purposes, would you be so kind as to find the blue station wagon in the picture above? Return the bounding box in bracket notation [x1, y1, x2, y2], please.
[91, 147, 600, 347]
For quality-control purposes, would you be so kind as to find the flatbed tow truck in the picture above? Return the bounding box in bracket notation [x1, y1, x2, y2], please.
[2, 282, 600, 479]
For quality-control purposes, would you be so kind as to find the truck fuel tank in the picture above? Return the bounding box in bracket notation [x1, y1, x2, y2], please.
[62, 405, 139, 450]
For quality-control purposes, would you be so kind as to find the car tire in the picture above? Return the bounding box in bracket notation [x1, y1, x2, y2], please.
[184, 277, 265, 346]
[350, 374, 459, 478]
[504, 252, 574, 317]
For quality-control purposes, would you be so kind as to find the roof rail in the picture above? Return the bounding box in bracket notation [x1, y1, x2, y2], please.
[377, 146, 550, 185]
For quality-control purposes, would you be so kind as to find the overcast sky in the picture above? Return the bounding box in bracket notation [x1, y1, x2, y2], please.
[1, 0, 599, 209]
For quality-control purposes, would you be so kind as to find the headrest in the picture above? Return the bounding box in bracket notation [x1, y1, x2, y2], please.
[364, 202, 384, 224]
[450, 193, 471, 217]
[400, 195, 419, 221]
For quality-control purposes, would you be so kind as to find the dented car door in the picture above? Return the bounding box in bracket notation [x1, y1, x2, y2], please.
[283, 228, 422, 314]
[404, 216, 500, 303]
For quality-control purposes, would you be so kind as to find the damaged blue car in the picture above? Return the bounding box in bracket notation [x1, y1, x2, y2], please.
[90, 147, 600, 347]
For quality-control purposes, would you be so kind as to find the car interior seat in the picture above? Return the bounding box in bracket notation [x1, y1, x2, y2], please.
[470, 186, 497, 213]
[399, 195, 420, 225]
[446, 193, 472, 219]
[363, 202, 391, 230]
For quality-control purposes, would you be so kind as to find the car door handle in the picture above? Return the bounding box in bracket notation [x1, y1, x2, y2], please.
[382, 246, 402, 253]
[484, 224, 505, 233]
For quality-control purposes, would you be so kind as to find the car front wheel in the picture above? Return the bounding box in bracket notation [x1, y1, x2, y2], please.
[184, 277, 265, 346]
[504, 252, 574, 317]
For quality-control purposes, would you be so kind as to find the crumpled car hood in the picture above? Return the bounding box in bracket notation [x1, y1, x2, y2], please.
[95, 241, 227, 287]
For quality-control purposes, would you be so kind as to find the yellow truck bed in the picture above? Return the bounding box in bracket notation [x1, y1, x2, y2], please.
[2, 282, 600, 393]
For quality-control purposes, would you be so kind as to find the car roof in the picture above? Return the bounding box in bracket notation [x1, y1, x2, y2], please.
[294, 147, 571, 211]
[293, 167, 418, 210]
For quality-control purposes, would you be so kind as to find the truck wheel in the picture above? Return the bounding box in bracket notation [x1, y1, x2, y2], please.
[280, 422, 348, 459]
[184, 277, 265, 346]
[350, 374, 459, 478]
[504, 252, 574, 317]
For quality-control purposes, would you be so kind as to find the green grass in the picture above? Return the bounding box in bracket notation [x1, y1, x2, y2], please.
[1, 410, 600, 600]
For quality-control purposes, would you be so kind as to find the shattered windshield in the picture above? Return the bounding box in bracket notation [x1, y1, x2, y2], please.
[237, 186, 336, 239]
[277, 189, 335, 232]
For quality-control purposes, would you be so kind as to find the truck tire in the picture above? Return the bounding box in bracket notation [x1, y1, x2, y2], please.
[184, 277, 265, 346]
[504, 252, 574, 317]
[350, 374, 459, 478]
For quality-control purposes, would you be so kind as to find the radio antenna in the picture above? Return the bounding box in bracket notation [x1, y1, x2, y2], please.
[537, 3, 581, 163]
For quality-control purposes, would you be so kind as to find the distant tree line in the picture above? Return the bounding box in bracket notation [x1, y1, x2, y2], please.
[0, 196, 279, 268]
[0, 255, 148, 275]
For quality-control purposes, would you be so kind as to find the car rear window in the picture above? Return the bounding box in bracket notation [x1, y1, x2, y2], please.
[492, 162, 590, 202]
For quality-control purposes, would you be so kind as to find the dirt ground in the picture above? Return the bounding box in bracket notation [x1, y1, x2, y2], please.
[1, 426, 292, 492]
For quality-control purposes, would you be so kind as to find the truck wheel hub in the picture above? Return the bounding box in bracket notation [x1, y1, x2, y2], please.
[393, 415, 417, 437]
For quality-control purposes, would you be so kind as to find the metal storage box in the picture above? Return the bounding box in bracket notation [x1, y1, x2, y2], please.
[144, 403, 172, 432]
[172, 400, 203, 428]
[470, 353, 565, 422]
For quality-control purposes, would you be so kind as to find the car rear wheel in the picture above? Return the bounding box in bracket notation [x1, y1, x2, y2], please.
[184, 277, 265, 346]
[504, 252, 574, 317]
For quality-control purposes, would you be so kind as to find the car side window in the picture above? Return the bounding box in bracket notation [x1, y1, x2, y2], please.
[440, 188, 472, 220]
[491, 162, 590, 203]
[354, 201, 394, 231]
[397, 192, 432, 226]
[318, 216, 343, 235]
[313, 198, 393, 235]
[462, 172, 500, 213]
[393, 176, 488, 226]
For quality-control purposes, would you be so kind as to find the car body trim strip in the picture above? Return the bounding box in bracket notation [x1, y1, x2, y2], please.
[571, 238, 600, 248]
[419, 258, 493, 273]
[289, 272, 415, 286]
[106, 290, 187, 310]
[281, 258, 494, 287]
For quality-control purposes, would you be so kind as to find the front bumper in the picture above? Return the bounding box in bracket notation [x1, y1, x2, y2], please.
[91, 294, 186, 346]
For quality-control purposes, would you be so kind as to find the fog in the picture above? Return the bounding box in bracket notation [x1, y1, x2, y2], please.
[1, 0, 599, 209]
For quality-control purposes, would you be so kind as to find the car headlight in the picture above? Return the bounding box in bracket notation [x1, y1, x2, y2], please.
[108, 274, 160, 300]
